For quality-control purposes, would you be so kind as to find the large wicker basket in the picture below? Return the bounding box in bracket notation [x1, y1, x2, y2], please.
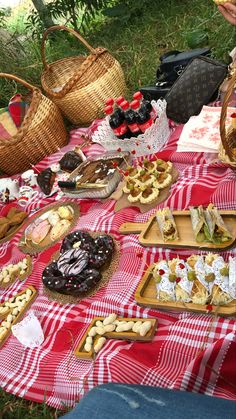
[219, 65, 236, 169]
[0, 73, 68, 176]
[41, 25, 127, 126]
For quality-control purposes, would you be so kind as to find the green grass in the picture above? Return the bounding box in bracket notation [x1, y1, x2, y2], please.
[0, 388, 67, 418]
[0, 0, 235, 415]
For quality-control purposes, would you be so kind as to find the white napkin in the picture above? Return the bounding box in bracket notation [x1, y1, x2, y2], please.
[177, 106, 234, 153]
[11, 311, 44, 348]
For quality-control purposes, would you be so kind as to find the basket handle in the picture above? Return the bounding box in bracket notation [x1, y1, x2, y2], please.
[41, 25, 97, 70]
[0, 73, 37, 91]
[220, 68, 236, 162]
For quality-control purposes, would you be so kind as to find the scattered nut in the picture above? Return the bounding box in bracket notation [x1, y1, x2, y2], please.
[86, 336, 93, 345]
[95, 320, 104, 328]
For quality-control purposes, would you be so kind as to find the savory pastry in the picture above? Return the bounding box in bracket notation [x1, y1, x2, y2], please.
[8, 211, 27, 226]
[59, 150, 83, 173]
[153, 260, 175, 301]
[139, 187, 159, 204]
[126, 166, 141, 180]
[155, 159, 172, 173]
[50, 219, 71, 241]
[47, 211, 61, 227]
[170, 259, 193, 303]
[37, 168, 56, 196]
[153, 172, 172, 189]
[187, 255, 209, 305]
[31, 220, 51, 244]
[138, 172, 156, 187]
[57, 206, 73, 220]
[156, 208, 179, 241]
[210, 256, 232, 306]
[0, 223, 9, 240]
[205, 204, 232, 244]
[142, 159, 157, 173]
[127, 186, 143, 203]
[189, 206, 211, 243]
[123, 179, 139, 194]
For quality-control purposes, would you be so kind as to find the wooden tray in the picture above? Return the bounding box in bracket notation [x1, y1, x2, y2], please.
[0, 285, 37, 348]
[75, 317, 157, 360]
[112, 167, 179, 213]
[18, 202, 79, 255]
[0, 255, 32, 289]
[119, 210, 236, 251]
[135, 264, 236, 316]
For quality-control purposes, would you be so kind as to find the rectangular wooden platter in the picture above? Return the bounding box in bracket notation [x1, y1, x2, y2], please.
[119, 210, 236, 251]
[135, 265, 236, 316]
[74, 317, 157, 360]
[0, 285, 37, 348]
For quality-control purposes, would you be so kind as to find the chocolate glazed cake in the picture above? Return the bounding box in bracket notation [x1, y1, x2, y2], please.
[42, 230, 114, 296]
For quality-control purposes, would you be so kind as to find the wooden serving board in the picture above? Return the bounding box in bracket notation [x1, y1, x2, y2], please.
[18, 202, 79, 255]
[112, 167, 179, 213]
[119, 210, 236, 251]
[75, 317, 157, 360]
[135, 265, 236, 316]
[0, 285, 37, 348]
[0, 256, 32, 289]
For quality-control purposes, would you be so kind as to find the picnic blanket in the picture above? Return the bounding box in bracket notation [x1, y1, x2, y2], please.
[0, 120, 236, 409]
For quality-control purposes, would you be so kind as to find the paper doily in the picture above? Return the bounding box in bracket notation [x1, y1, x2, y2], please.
[92, 100, 170, 157]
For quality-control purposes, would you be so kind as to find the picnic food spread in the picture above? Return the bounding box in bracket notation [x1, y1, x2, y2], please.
[0, 19, 236, 410]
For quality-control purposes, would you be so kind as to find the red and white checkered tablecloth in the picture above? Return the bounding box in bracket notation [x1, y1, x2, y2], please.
[0, 120, 235, 409]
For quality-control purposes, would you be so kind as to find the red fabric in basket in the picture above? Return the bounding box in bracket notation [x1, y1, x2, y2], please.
[0, 120, 235, 409]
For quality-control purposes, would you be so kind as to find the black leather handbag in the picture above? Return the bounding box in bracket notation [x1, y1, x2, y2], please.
[165, 56, 228, 123]
[140, 48, 211, 101]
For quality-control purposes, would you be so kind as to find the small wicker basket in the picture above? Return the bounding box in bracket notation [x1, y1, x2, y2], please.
[219, 66, 236, 169]
[0, 73, 68, 176]
[41, 25, 127, 126]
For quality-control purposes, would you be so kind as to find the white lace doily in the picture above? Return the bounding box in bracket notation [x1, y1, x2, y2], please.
[92, 100, 170, 157]
[11, 310, 44, 348]
[229, 257, 236, 299]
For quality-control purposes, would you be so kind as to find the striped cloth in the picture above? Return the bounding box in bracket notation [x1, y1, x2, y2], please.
[0, 121, 235, 409]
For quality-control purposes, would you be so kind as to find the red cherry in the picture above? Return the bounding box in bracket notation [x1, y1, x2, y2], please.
[112, 161, 118, 168]
[117, 148, 122, 152]
[179, 263, 185, 269]
[147, 145, 151, 150]
[206, 304, 213, 312]
[159, 269, 165, 276]
[124, 170, 129, 176]
[176, 277, 181, 283]
[131, 150, 136, 155]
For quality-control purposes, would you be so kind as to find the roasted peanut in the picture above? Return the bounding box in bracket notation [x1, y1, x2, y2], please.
[139, 321, 152, 337]
[104, 324, 116, 332]
[94, 337, 106, 353]
[132, 321, 142, 333]
[95, 326, 106, 336]
[95, 320, 104, 328]
[103, 313, 117, 326]
[88, 327, 97, 337]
